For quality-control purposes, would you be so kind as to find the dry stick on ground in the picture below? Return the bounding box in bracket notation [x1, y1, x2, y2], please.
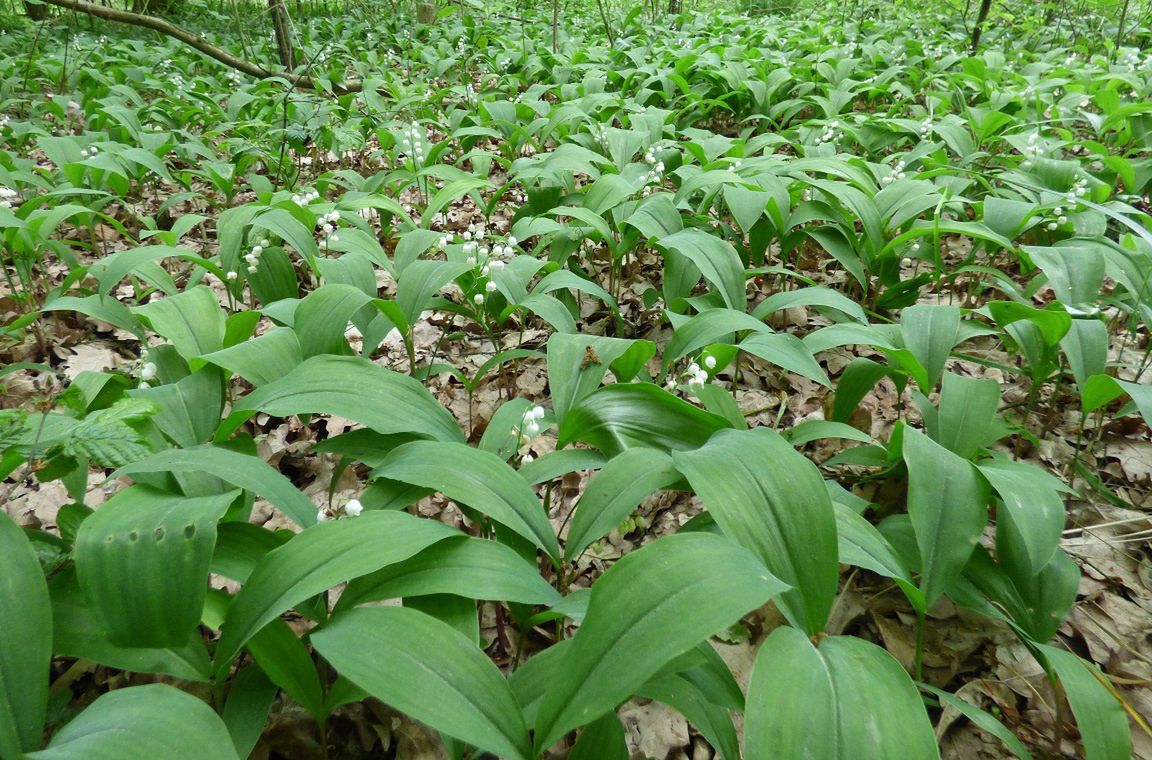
[37, 0, 364, 94]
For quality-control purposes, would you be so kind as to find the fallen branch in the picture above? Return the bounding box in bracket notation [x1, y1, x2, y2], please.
[38, 0, 363, 94]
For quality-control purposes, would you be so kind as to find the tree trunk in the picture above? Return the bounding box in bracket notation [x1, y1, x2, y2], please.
[268, 0, 296, 71]
[35, 0, 357, 93]
[24, 1, 49, 19]
[416, 1, 437, 23]
[969, 0, 993, 50]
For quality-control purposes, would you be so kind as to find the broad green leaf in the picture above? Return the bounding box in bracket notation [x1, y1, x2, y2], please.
[751, 286, 867, 323]
[919, 372, 1006, 458]
[74, 486, 235, 648]
[215, 511, 460, 670]
[221, 665, 278, 759]
[396, 260, 474, 329]
[919, 684, 1034, 760]
[833, 503, 925, 612]
[1024, 241, 1106, 310]
[218, 355, 464, 443]
[312, 606, 532, 760]
[337, 537, 562, 610]
[246, 619, 325, 717]
[663, 308, 769, 368]
[373, 441, 560, 562]
[746, 627, 939, 760]
[900, 304, 961, 392]
[546, 333, 657, 423]
[902, 427, 989, 607]
[251, 207, 319, 264]
[565, 448, 681, 560]
[1060, 319, 1108, 390]
[1037, 645, 1132, 760]
[0, 512, 51, 757]
[26, 684, 239, 760]
[114, 445, 319, 528]
[132, 367, 223, 447]
[559, 383, 731, 457]
[674, 428, 839, 634]
[978, 459, 1068, 576]
[740, 332, 831, 386]
[422, 177, 490, 227]
[1081, 375, 1152, 425]
[723, 184, 771, 234]
[533, 533, 787, 751]
[133, 285, 226, 359]
[624, 193, 684, 239]
[639, 674, 740, 760]
[831, 357, 890, 422]
[658, 228, 747, 310]
[519, 448, 607, 485]
[49, 568, 211, 682]
[569, 712, 628, 760]
[41, 294, 145, 338]
[196, 327, 303, 386]
[294, 283, 373, 357]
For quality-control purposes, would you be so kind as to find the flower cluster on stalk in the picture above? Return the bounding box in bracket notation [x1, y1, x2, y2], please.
[442, 224, 518, 307]
[317, 498, 363, 522]
[641, 147, 666, 196]
[318, 209, 340, 247]
[244, 237, 271, 274]
[292, 188, 320, 206]
[814, 120, 840, 146]
[136, 351, 158, 389]
[666, 356, 715, 392]
[516, 405, 546, 446]
[400, 123, 428, 168]
[0, 186, 18, 209]
[881, 159, 907, 185]
[1021, 133, 1043, 168]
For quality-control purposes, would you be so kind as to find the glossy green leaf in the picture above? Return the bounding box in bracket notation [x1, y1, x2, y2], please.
[978, 459, 1069, 576]
[569, 712, 628, 760]
[659, 228, 747, 310]
[336, 537, 562, 611]
[918, 372, 1006, 458]
[373, 441, 560, 561]
[114, 445, 319, 528]
[132, 285, 226, 360]
[565, 447, 681, 560]
[546, 333, 656, 423]
[663, 308, 769, 368]
[0, 512, 51, 758]
[74, 486, 235, 648]
[746, 627, 939, 760]
[673, 428, 839, 634]
[49, 567, 211, 682]
[221, 665, 278, 759]
[559, 383, 731, 457]
[740, 331, 831, 386]
[902, 427, 988, 607]
[312, 606, 532, 760]
[26, 684, 239, 760]
[900, 303, 961, 392]
[1037, 645, 1133, 760]
[195, 327, 302, 386]
[215, 511, 460, 670]
[533, 533, 786, 751]
[218, 355, 464, 443]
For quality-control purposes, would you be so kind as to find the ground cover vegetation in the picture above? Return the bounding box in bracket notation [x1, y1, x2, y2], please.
[1, 0, 1151, 756]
